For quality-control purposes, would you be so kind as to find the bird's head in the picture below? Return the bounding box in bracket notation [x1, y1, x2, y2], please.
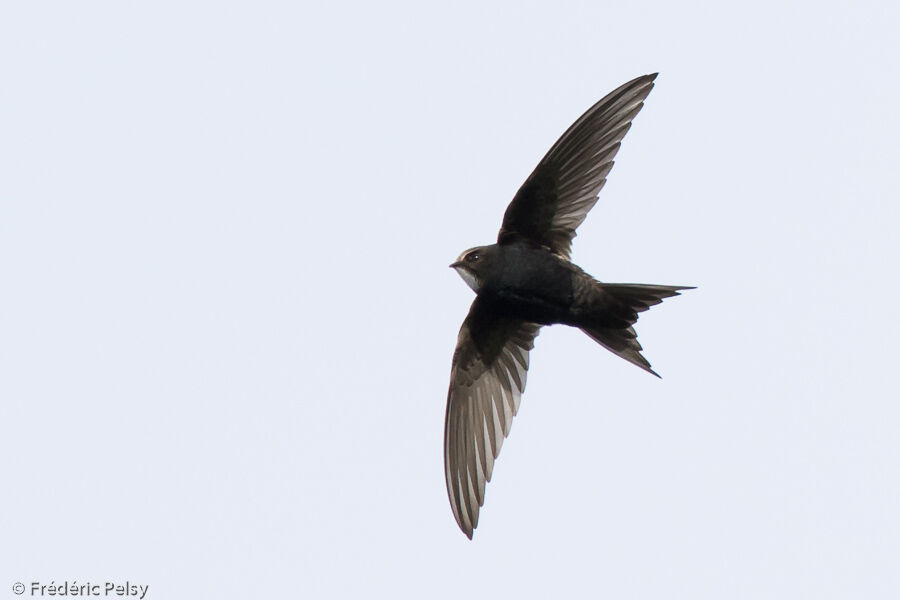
[450, 245, 496, 293]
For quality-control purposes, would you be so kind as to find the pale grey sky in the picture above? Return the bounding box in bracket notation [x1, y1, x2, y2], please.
[2, 1, 899, 598]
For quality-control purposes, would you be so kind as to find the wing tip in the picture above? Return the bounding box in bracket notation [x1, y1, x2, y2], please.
[631, 72, 658, 90]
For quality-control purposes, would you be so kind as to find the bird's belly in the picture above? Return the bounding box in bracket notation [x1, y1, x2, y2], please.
[488, 287, 572, 325]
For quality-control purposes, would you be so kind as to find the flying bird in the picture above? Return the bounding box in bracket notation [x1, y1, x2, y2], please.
[445, 73, 692, 539]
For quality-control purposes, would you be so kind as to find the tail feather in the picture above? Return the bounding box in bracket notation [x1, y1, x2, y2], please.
[600, 283, 692, 311]
[578, 283, 693, 377]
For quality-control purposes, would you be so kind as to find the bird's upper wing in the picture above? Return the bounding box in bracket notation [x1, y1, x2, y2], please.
[497, 73, 657, 258]
[444, 297, 540, 538]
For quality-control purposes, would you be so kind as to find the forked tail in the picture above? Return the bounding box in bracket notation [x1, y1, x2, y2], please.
[578, 283, 693, 377]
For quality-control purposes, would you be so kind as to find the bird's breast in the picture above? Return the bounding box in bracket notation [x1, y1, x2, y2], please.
[480, 250, 575, 324]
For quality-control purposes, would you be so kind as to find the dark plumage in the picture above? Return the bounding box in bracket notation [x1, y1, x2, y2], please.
[444, 73, 693, 538]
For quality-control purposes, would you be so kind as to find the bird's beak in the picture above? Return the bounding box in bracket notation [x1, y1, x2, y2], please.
[449, 261, 463, 269]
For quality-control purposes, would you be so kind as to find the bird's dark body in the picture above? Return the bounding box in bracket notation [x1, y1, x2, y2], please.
[471, 241, 638, 330]
[443, 73, 693, 539]
[478, 242, 576, 325]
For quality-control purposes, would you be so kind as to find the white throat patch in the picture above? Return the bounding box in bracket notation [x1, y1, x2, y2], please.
[454, 267, 480, 292]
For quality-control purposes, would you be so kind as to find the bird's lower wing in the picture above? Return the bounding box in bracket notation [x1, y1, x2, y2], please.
[444, 298, 540, 538]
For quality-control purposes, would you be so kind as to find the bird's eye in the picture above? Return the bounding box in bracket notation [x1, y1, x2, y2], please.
[466, 253, 480, 262]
